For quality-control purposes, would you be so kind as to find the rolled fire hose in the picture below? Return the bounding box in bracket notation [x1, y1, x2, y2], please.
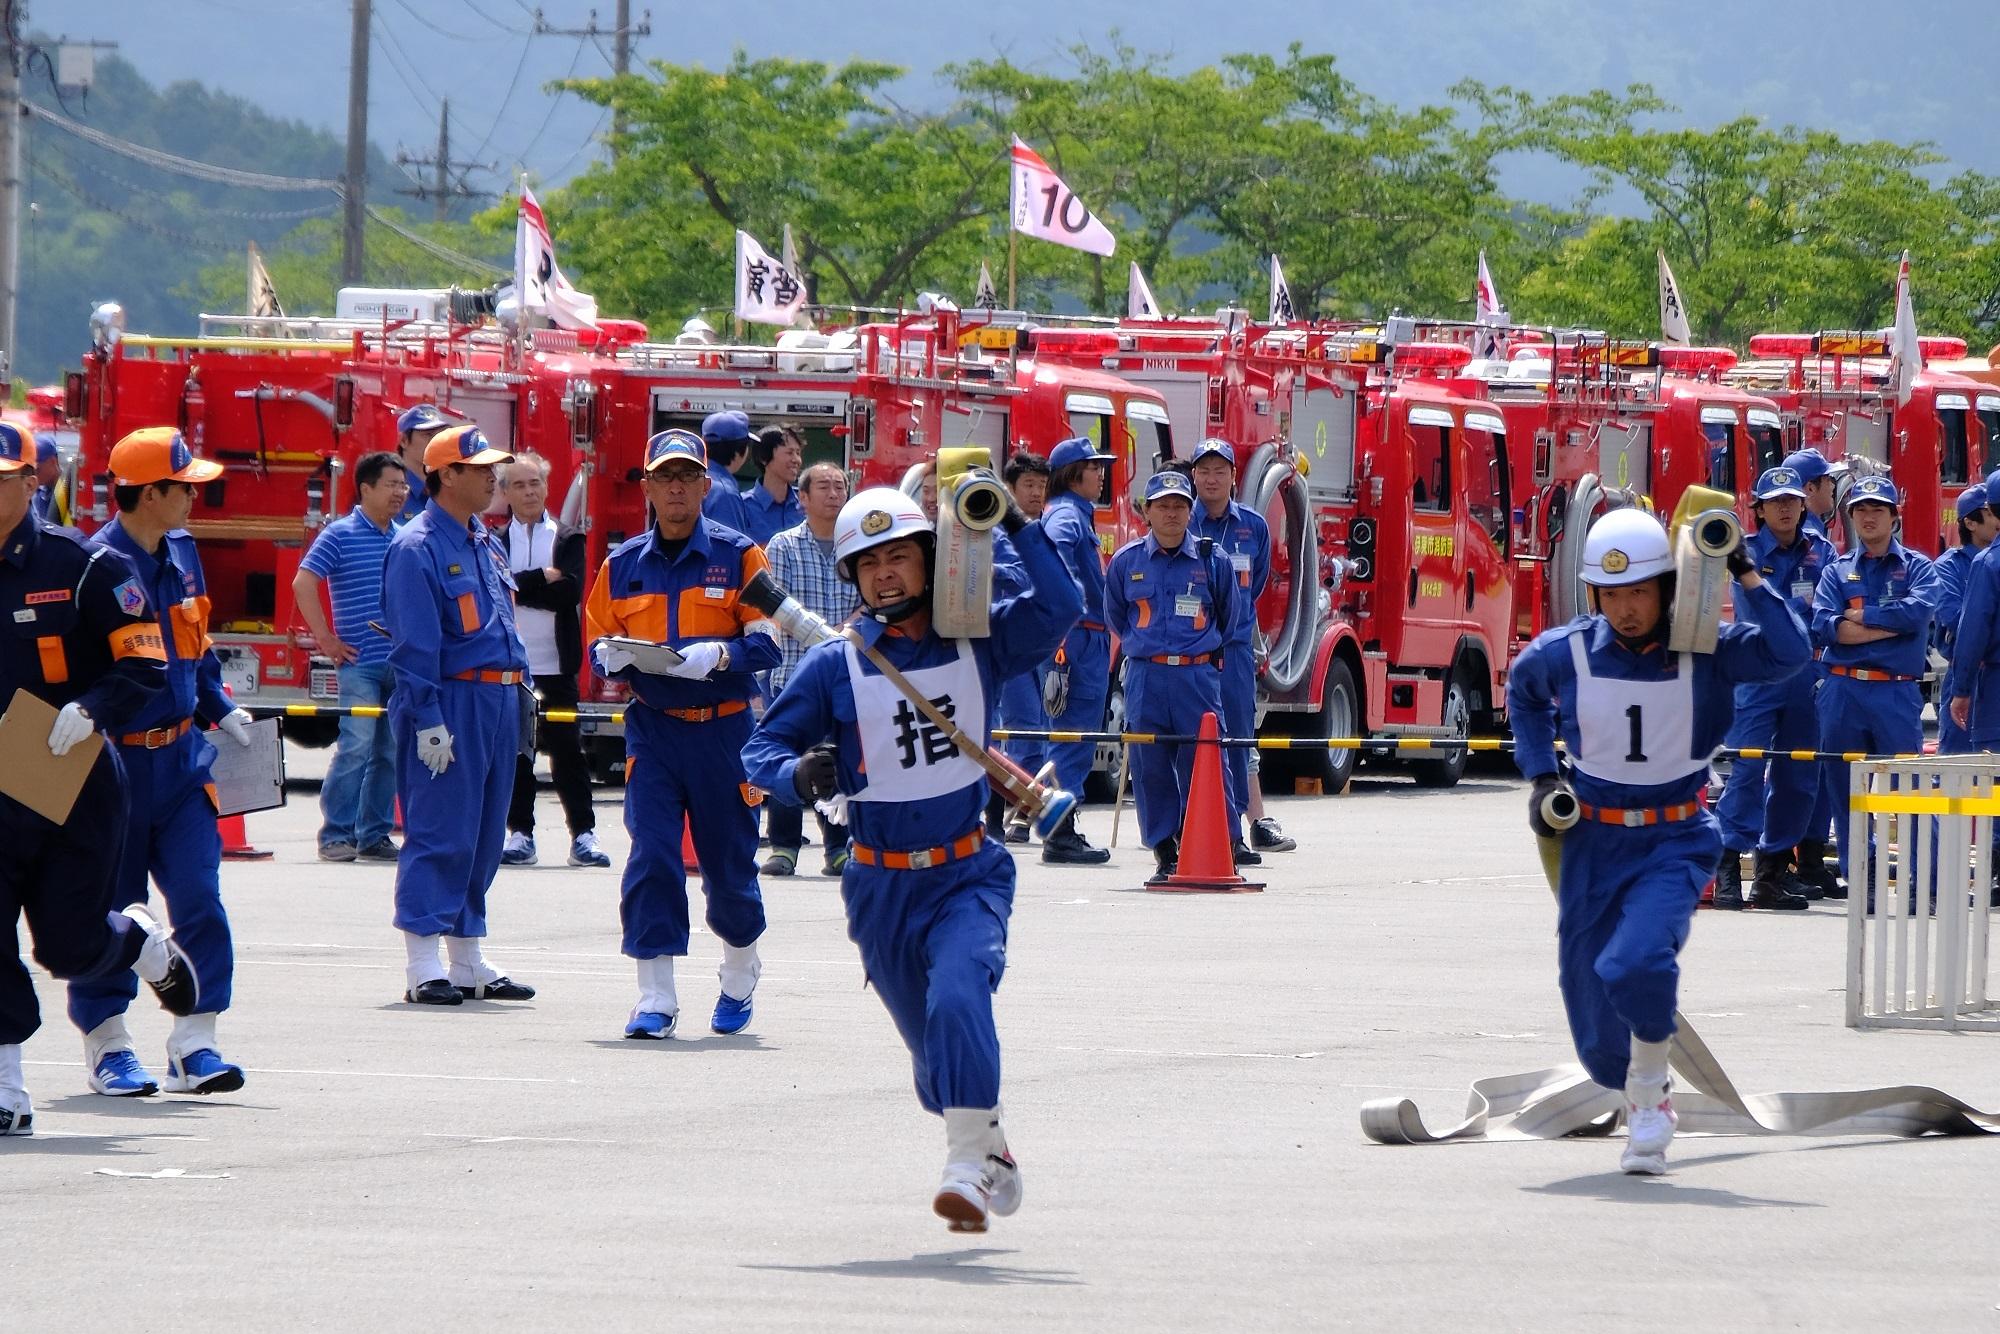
[1666, 484, 1745, 655]
[1548, 473, 1608, 627]
[1360, 795, 2000, 1145]
[1242, 445, 1318, 694]
[933, 446, 1006, 639]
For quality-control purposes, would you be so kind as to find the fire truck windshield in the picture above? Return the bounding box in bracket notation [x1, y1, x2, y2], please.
[1937, 394, 1972, 483]
[1979, 396, 2000, 475]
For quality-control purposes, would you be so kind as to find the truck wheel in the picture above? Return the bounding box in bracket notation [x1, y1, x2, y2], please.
[1409, 674, 1471, 789]
[1083, 680, 1126, 804]
[1306, 657, 1359, 794]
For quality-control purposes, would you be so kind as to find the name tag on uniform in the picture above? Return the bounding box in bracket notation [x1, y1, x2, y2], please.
[12, 608, 34, 623]
[1231, 553, 1251, 575]
[1791, 581, 1814, 600]
[1174, 594, 1203, 619]
[704, 586, 727, 599]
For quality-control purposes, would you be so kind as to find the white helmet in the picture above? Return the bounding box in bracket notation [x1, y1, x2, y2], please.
[834, 487, 932, 583]
[1581, 508, 1671, 587]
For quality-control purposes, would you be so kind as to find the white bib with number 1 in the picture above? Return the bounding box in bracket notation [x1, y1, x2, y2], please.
[1566, 632, 1708, 786]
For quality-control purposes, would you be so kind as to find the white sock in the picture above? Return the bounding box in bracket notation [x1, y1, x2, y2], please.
[403, 931, 445, 989]
[82, 1016, 137, 1066]
[444, 936, 498, 988]
[0, 1042, 26, 1091]
[942, 1106, 1002, 1167]
[1626, 1036, 1672, 1106]
[636, 956, 678, 1016]
[167, 1012, 219, 1061]
[124, 907, 171, 983]
[718, 942, 761, 1003]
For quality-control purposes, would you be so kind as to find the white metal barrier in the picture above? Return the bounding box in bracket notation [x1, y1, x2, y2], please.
[1846, 758, 2000, 1030]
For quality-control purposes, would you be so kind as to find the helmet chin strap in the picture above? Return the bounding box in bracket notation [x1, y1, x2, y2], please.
[863, 587, 932, 626]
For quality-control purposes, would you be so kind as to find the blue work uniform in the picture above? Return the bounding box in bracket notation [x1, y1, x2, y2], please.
[1105, 533, 1236, 848]
[1037, 489, 1107, 796]
[383, 502, 527, 939]
[0, 517, 168, 1047]
[738, 479, 804, 547]
[991, 529, 1048, 784]
[586, 519, 781, 962]
[1811, 541, 1938, 874]
[743, 523, 1079, 1113]
[1803, 510, 1832, 547]
[68, 521, 240, 1036]
[1947, 541, 2000, 748]
[1714, 525, 1836, 856]
[1192, 498, 1270, 833]
[1508, 581, 1808, 1091]
[1932, 543, 1978, 754]
[701, 460, 753, 536]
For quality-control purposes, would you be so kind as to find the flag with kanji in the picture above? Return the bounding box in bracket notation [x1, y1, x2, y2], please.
[973, 262, 999, 310]
[1269, 256, 1295, 324]
[1657, 249, 1692, 345]
[735, 230, 809, 327]
[1010, 136, 1115, 257]
[515, 186, 598, 330]
[248, 242, 284, 320]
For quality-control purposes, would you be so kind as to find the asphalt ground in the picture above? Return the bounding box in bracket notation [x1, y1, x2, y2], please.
[9, 748, 2000, 1332]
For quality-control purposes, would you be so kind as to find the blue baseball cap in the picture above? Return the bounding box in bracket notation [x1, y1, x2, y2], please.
[700, 410, 751, 443]
[1048, 436, 1113, 471]
[1782, 448, 1831, 485]
[1189, 437, 1236, 467]
[397, 403, 452, 436]
[1144, 470, 1195, 504]
[1753, 466, 1808, 502]
[0, 422, 36, 474]
[1985, 467, 2000, 498]
[1959, 484, 1991, 520]
[645, 429, 708, 473]
[1845, 474, 1900, 510]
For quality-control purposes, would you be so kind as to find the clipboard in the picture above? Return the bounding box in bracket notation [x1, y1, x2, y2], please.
[0, 690, 102, 825]
[604, 636, 686, 674]
[208, 716, 287, 816]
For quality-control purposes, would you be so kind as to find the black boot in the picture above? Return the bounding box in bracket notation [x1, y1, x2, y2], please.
[1147, 837, 1179, 885]
[984, 790, 1008, 840]
[1041, 814, 1111, 866]
[1778, 848, 1822, 901]
[1748, 849, 1810, 911]
[1712, 851, 1747, 910]
[1232, 836, 1262, 867]
[1795, 839, 1847, 899]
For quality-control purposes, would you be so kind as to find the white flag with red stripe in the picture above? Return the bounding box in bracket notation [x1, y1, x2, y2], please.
[1009, 136, 1115, 257]
[1889, 250, 1921, 407]
[1474, 250, 1506, 357]
[515, 186, 598, 330]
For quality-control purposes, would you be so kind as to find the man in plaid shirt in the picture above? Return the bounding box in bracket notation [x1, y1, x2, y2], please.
[762, 462, 860, 876]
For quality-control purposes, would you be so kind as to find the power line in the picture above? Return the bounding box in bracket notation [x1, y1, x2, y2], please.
[363, 204, 508, 276]
[386, 0, 511, 41]
[465, 32, 537, 162]
[31, 153, 239, 253]
[370, 17, 443, 119]
[42, 135, 340, 220]
[461, 0, 532, 35]
[514, 36, 588, 169]
[539, 107, 610, 183]
[26, 101, 342, 192]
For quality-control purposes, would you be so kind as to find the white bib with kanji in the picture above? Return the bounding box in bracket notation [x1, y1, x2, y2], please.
[1567, 632, 1709, 785]
[842, 636, 988, 803]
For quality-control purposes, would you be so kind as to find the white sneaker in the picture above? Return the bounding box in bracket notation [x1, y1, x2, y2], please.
[934, 1106, 1021, 1230]
[1621, 1093, 1678, 1176]
[0, 1083, 30, 1136]
[933, 1161, 993, 1233]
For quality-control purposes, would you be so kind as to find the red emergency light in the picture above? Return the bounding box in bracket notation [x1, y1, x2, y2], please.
[1747, 333, 1815, 359]
[1024, 328, 1122, 357]
[1657, 345, 1739, 375]
[1391, 342, 1474, 372]
[1920, 336, 1969, 359]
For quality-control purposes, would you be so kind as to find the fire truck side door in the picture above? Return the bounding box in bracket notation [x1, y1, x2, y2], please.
[1461, 411, 1511, 655]
[1402, 405, 1459, 659]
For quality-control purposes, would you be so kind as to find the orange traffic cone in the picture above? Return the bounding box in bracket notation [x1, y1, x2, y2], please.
[683, 816, 700, 873]
[1149, 711, 1263, 894]
[218, 811, 273, 861]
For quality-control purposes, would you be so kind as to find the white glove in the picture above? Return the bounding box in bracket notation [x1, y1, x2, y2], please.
[663, 641, 726, 680]
[814, 792, 850, 827]
[416, 724, 455, 776]
[216, 708, 256, 747]
[47, 701, 96, 757]
[593, 640, 639, 676]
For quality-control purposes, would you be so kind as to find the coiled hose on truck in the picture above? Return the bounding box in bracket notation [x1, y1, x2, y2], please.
[1240, 443, 1318, 694]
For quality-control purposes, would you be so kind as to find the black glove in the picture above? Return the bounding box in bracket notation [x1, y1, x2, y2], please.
[1528, 774, 1565, 839]
[1724, 545, 1755, 579]
[969, 467, 1028, 534]
[793, 743, 839, 802]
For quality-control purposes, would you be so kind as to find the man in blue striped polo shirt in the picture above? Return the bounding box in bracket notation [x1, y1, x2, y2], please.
[294, 451, 409, 861]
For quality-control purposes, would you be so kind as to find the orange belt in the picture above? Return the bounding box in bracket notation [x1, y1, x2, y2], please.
[1146, 652, 1214, 667]
[1577, 799, 1703, 828]
[1078, 620, 1107, 633]
[118, 718, 193, 749]
[1827, 664, 1917, 683]
[655, 699, 749, 724]
[849, 828, 985, 871]
[451, 668, 525, 685]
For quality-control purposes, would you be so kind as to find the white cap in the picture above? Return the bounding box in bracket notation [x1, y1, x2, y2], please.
[1581, 508, 1672, 587]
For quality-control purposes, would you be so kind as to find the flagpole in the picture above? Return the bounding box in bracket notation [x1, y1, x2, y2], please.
[1008, 229, 1017, 310]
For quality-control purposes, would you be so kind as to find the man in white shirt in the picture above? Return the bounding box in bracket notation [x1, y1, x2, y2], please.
[499, 452, 609, 868]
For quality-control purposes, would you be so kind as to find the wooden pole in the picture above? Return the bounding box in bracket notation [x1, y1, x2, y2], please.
[1008, 229, 1017, 310]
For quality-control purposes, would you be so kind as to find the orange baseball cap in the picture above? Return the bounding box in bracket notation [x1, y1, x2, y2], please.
[0, 422, 37, 474]
[422, 425, 514, 472]
[109, 427, 224, 485]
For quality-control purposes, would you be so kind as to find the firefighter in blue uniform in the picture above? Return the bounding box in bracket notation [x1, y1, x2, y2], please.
[1036, 436, 1113, 865]
[1106, 470, 1236, 883]
[0, 425, 197, 1135]
[1946, 476, 2000, 752]
[1811, 475, 1939, 878]
[384, 425, 538, 1007]
[744, 482, 1079, 1232]
[586, 430, 781, 1040]
[1934, 484, 1996, 755]
[699, 410, 756, 536]
[1711, 466, 1834, 911]
[1783, 448, 1837, 546]
[1509, 508, 1809, 1175]
[68, 428, 259, 1097]
[395, 404, 454, 523]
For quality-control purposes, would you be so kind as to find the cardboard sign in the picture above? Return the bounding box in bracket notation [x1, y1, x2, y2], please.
[0, 691, 102, 825]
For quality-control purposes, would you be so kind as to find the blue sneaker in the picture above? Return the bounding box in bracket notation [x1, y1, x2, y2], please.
[624, 1010, 676, 1040]
[501, 833, 537, 866]
[88, 1050, 159, 1097]
[164, 1048, 245, 1095]
[711, 992, 754, 1036]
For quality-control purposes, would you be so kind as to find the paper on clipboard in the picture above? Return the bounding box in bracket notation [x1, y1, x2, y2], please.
[208, 716, 287, 816]
[604, 637, 686, 674]
[0, 690, 102, 825]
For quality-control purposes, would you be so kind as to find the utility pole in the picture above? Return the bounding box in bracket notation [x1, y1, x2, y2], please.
[396, 102, 492, 223]
[341, 0, 370, 284]
[0, 5, 22, 363]
[535, 5, 650, 163]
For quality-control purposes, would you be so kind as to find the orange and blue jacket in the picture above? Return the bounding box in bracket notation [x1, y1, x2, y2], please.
[90, 518, 234, 732]
[585, 518, 782, 713]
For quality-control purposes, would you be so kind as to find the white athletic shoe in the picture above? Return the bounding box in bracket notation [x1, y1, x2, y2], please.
[0, 1084, 30, 1136]
[933, 1161, 994, 1233]
[1621, 1093, 1678, 1176]
[933, 1107, 1021, 1230]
